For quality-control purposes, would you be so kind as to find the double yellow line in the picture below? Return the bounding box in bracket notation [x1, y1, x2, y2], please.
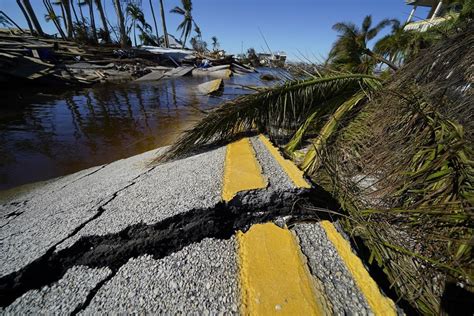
[221, 136, 396, 315]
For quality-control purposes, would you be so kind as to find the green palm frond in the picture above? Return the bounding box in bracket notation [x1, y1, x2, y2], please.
[301, 87, 380, 172]
[159, 74, 381, 161]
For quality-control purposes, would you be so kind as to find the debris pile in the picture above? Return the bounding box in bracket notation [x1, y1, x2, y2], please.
[0, 28, 257, 88]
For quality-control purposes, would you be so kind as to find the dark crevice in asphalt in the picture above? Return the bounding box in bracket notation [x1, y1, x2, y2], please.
[70, 271, 117, 315]
[5, 210, 24, 219]
[53, 165, 158, 252]
[0, 188, 329, 308]
[56, 164, 109, 192]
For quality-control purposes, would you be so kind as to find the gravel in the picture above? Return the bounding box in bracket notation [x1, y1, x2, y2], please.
[0, 149, 160, 277]
[250, 137, 294, 192]
[1, 266, 111, 315]
[81, 237, 239, 314]
[292, 222, 372, 315]
[56, 146, 226, 250]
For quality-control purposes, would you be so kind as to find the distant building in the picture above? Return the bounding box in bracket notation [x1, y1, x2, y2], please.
[404, 0, 463, 31]
[257, 51, 287, 67]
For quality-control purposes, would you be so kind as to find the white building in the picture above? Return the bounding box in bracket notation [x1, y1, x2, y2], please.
[404, 0, 462, 31]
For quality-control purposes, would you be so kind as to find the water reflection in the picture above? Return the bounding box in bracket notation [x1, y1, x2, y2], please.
[0, 68, 286, 190]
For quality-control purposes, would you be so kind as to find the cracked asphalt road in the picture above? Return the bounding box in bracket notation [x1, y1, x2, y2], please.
[0, 136, 397, 315]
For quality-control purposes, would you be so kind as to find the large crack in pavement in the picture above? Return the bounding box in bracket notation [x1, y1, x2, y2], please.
[0, 188, 328, 310]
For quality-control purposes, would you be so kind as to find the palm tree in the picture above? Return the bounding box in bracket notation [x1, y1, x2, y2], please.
[159, 0, 169, 47]
[170, 0, 199, 48]
[94, 0, 110, 42]
[148, 0, 160, 43]
[113, 0, 127, 47]
[17, 0, 45, 36]
[328, 15, 399, 72]
[126, 3, 149, 47]
[43, 0, 67, 39]
[53, 0, 74, 38]
[373, 20, 434, 68]
[85, 0, 98, 43]
[211, 36, 219, 51]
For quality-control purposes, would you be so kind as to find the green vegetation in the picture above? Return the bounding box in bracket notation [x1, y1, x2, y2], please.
[162, 7, 473, 314]
[13, 0, 201, 48]
[170, 0, 199, 48]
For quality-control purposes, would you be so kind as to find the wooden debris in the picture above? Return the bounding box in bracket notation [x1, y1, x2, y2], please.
[197, 78, 224, 95]
[135, 71, 166, 82]
[164, 66, 194, 78]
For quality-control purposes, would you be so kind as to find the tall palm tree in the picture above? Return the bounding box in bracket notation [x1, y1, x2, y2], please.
[70, 0, 79, 24]
[53, 0, 74, 38]
[373, 20, 433, 68]
[94, 0, 110, 42]
[170, 0, 199, 48]
[78, 0, 97, 42]
[328, 15, 399, 72]
[43, 0, 67, 39]
[148, 0, 160, 43]
[126, 3, 148, 47]
[17, 0, 45, 36]
[85, 0, 98, 43]
[159, 0, 169, 47]
[113, 0, 127, 47]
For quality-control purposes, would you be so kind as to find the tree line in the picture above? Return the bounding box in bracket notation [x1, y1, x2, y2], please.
[12, 0, 207, 49]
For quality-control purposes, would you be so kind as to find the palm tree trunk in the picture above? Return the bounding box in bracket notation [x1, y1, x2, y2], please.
[159, 0, 169, 47]
[70, 0, 79, 23]
[78, 0, 85, 24]
[133, 20, 137, 47]
[113, 0, 127, 47]
[62, 0, 74, 38]
[95, 0, 110, 42]
[18, 0, 45, 36]
[88, 0, 98, 43]
[365, 49, 399, 71]
[16, 0, 35, 34]
[182, 33, 188, 49]
[149, 0, 160, 43]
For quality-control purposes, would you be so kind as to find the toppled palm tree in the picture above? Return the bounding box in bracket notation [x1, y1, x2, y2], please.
[328, 15, 398, 72]
[170, 0, 199, 48]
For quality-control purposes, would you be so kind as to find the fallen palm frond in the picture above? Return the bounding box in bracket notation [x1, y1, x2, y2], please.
[159, 74, 381, 161]
[313, 83, 473, 314]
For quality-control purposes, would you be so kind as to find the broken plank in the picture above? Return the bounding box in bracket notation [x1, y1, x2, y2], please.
[135, 71, 166, 82]
[164, 66, 194, 78]
[197, 78, 224, 95]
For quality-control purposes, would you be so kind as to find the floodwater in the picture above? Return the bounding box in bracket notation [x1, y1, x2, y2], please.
[0, 69, 286, 191]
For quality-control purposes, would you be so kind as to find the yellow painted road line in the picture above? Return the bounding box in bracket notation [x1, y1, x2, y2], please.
[238, 223, 329, 315]
[222, 138, 267, 201]
[258, 135, 311, 189]
[320, 221, 397, 316]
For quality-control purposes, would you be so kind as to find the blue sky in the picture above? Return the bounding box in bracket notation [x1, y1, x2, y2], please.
[1, 0, 431, 61]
